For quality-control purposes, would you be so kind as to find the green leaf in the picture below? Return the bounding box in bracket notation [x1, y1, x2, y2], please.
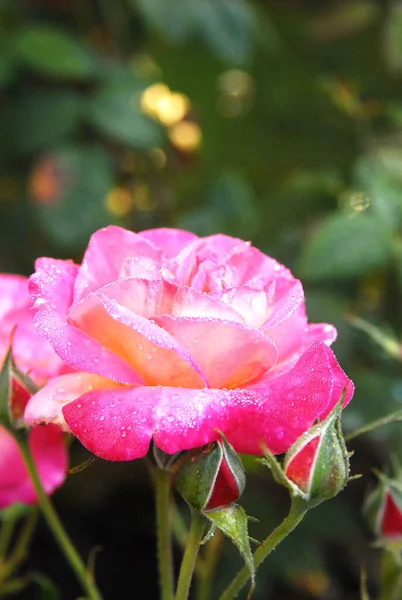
[383, 2, 402, 72]
[134, 0, 255, 64]
[297, 213, 390, 281]
[135, 0, 195, 43]
[87, 81, 162, 149]
[204, 504, 255, 590]
[12, 25, 96, 79]
[354, 151, 402, 230]
[6, 91, 82, 155]
[194, 0, 256, 64]
[35, 145, 114, 250]
[28, 572, 61, 600]
[177, 172, 258, 237]
[0, 55, 16, 87]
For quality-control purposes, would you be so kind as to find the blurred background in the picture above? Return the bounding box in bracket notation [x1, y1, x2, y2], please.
[1, 0, 402, 598]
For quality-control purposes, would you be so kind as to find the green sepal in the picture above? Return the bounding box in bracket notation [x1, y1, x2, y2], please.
[175, 442, 223, 511]
[259, 444, 306, 500]
[204, 504, 255, 592]
[0, 347, 13, 431]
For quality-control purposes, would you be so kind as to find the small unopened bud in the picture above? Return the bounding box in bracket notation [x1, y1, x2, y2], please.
[283, 403, 349, 505]
[364, 475, 402, 542]
[175, 434, 245, 512]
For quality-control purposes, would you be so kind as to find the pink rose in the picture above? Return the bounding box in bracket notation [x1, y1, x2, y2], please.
[0, 274, 67, 508]
[25, 227, 353, 461]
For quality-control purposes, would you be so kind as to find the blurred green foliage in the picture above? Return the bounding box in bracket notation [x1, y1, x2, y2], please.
[2, 0, 402, 598]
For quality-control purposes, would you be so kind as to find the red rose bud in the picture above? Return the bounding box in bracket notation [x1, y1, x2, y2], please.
[364, 475, 402, 542]
[175, 434, 245, 512]
[283, 402, 349, 505]
[10, 374, 32, 427]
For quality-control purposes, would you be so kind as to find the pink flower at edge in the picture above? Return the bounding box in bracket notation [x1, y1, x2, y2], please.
[0, 274, 68, 509]
[24, 227, 354, 461]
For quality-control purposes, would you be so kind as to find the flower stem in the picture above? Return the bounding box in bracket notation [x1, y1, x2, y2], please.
[175, 509, 206, 600]
[155, 468, 174, 600]
[15, 432, 102, 600]
[345, 410, 402, 442]
[219, 497, 308, 600]
[195, 529, 223, 600]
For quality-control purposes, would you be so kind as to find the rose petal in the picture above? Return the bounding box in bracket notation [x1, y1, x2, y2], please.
[304, 323, 337, 347]
[119, 256, 177, 282]
[62, 343, 352, 460]
[69, 293, 208, 387]
[138, 228, 198, 257]
[209, 287, 269, 328]
[0, 425, 67, 508]
[244, 340, 354, 452]
[98, 277, 177, 318]
[73, 226, 161, 304]
[260, 280, 308, 359]
[24, 372, 117, 430]
[29, 258, 143, 385]
[154, 315, 278, 388]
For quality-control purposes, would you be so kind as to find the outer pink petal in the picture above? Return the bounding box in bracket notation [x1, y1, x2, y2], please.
[0, 274, 65, 382]
[62, 343, 352, 460]
[138, 228, 198, 258]
[0, 425, 67, 508]
[154, 315, 277, 389]
[24, 372, 118, 430]
[73, 226, 161, 303]
[69, 293, 208, 387]
[29, 258, 143, 385]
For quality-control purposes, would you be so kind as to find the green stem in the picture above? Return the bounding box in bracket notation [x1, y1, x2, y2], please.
[175, 510, 206, 600]
[219, 497, 308, 600]
[15, 433, 102, 600]
[345, 410, 402, 442]
[195, 529, 223, 600]
[155, 469, 174, 600]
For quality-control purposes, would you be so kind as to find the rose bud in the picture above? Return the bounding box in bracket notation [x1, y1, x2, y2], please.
[175, 434, 245, 512]
[364, 474, 402, 542]
[283, 402, 349, 506]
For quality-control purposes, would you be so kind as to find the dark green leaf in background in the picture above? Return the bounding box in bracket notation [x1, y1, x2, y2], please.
[297, 213, 390, 281]
[11, 25, 97, 79]
[34, 145, 114, 250]
[87, 80, 163, 149]
[383, 2, 402, 73]
[6, 92, 83, 155]
[135, 0, 255, 64]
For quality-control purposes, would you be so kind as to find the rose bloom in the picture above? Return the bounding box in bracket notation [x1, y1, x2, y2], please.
[0, 274, 67, 509]
[25, 227, 353, 461]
